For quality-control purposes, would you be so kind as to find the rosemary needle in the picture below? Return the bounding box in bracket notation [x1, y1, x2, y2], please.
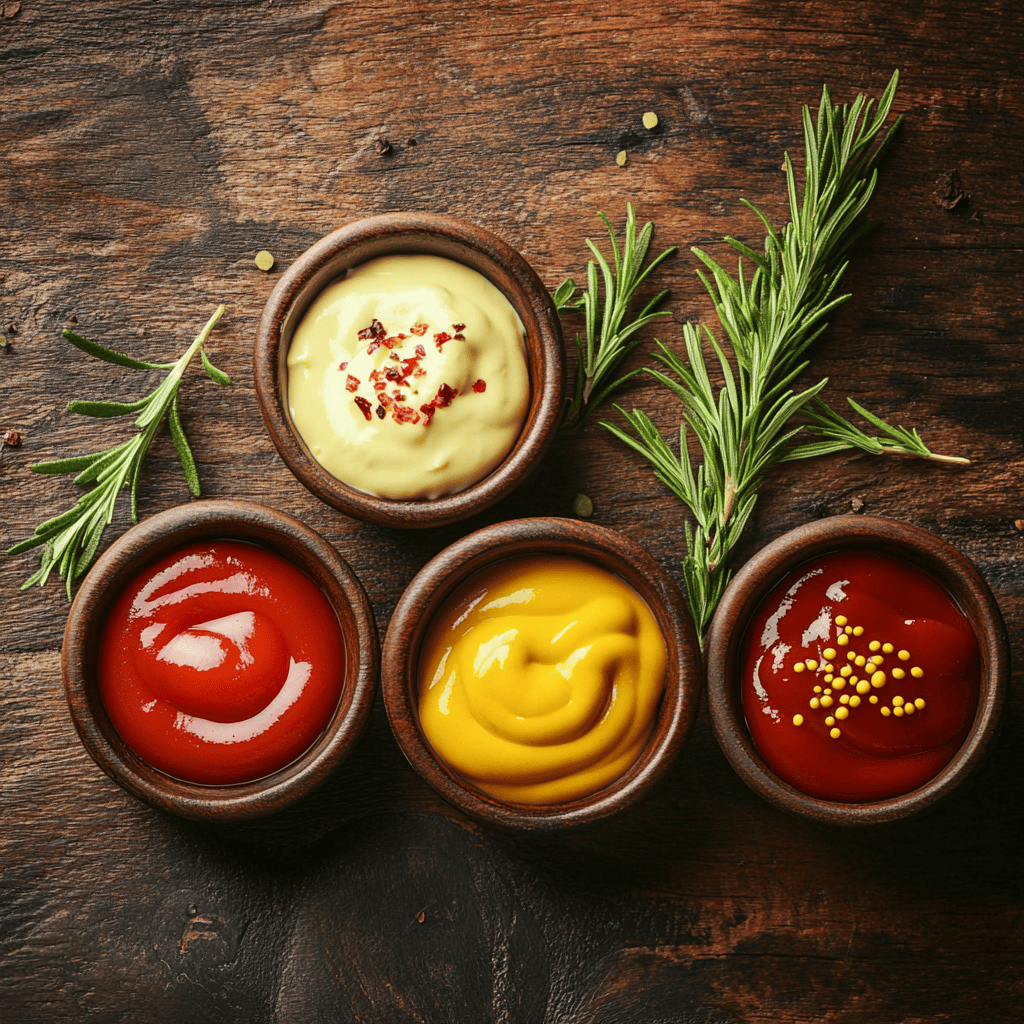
[553, 204, 676, 428]
[603, 71, 967, 641]
[8, 306, 231, 599]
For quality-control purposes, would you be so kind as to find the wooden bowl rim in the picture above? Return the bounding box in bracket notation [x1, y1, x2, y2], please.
[61, 499, 379, 822]
[705, 515, 1009, 826]
[380, 516, 703, 831]
[253, 212, 565, 529]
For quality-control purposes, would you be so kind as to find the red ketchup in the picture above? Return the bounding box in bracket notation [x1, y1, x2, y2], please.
[98, 541, 345, 785]
[741, 550, 979, 802]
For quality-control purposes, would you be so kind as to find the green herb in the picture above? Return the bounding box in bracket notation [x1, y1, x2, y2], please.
[8, 306, 230, 598]
[602, 71, 967, 641]
[553, 205, 676, 427]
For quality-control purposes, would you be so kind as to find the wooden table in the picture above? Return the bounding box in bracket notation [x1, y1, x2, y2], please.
[2, 1, 1021, 1020]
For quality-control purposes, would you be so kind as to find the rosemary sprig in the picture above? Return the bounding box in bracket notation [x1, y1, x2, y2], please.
[553, 204, 676, 427]
[603, 71, 967, 641]
[8, 306, 230, 598]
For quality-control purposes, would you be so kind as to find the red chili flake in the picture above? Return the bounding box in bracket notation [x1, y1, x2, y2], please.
[375, 405, 386, 419]
[415, 344, 426, 357]
[400, 358, 420, 377]
[379, 393, 394, 409]
[338, 361, 348, 371]
[472, 378, 487, 393]
[433, 382, 457, 408]
[433, 331, 452, 351]
[410, 322, 429, 336]
[453, 333, 465, 341]
[373, 379, 386, 392]
[419, 404, 435, 426]
[358, 318, 386, 341]
[389, 351, 400, 361]
[345, 375, 360, 393]
[385, 367, 403, 382]
[414, 367, 426, 378]
[366, 338, 383, 355]
[354, 396, 372, 420]
[452, 323, 466, 331]
[393, 404, 420, 424]
[394, 393, 406, 402]
[369, 368, 382, 381]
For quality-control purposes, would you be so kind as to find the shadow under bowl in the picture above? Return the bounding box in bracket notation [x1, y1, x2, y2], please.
[62, 499, 379, 822]
[705, 515, 1009, 826]
[253, 212, 565, 529]
[381, 517, 703, 831]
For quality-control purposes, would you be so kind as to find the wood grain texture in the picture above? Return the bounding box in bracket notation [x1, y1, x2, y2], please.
[1, 0, 1021, 1020]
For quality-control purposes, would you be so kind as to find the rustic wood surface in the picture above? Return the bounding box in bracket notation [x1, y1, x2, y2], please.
[1, 1, 1021, 1021]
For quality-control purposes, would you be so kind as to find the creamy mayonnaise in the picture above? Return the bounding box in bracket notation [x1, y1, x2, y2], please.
[286, 254, 529, 500]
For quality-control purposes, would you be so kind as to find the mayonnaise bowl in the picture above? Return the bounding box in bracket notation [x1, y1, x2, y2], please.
[255, 214, 565, 528]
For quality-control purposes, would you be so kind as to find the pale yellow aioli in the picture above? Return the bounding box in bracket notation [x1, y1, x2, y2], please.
[286, 254, 529, 500]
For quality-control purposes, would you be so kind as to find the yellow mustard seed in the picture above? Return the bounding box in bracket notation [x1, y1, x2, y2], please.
[853, 626, 864, 636]
[837, 634, 849, 646]
[892, 667, 906, 680]
[825, 716, 835, 727]
[839, 693, 850, 704]
[893, 695, 904, 706]
[823, 648, 837, 660]
[793, 713, 804, 726]
[904, 703, 915, 715]
[813, 685, 822, 693]
[847, 651, 856, 662]
[880, 706, 891, 717]
[836, 706, 849, 720]
[616, 150, 627, 166]
[870, 655, 884, 665]
[836, 615, 848, 626]
[844, 626, 853, 634]
[871, 670, 887, 688]
[869, 640, 881, 652]
[830, 727, 841, 739]
[850, 695, 862, 707]
[840, 665, 853, 677]
[893, 705, 905, 717]
[809, 697, 820, 709]
[794, 662, 806, 673]
[832, 677, 845, 690]
[856, 680, 871, 695]
[898, 649, 911, 661]
[911, 666, 924, 678]
[823, 688, 832, 695]
[868, 695, 878, 704]
[806, 659, 818, 671]
[820, 695, 834, 708]
[855, 655, 866, 667]
[914, 698, 926, 710]
[254, 250, 275, 272]
[824, 674, 833, 683]
[824, 663, 834, 673]
[883, 642, 894, 653]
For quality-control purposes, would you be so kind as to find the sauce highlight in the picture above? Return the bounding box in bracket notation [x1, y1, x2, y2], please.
[98, 540, 345, 785]
[287, 254, 529, 500]
[741, 550, 979, 802]
[418, 555, 667, 805]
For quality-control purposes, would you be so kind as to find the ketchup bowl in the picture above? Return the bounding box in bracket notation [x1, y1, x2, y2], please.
[62, 500, 378, 822]
[254, 212, 565, 529]
[705, 516, 1009, 826]
[381, 517, 703, 831]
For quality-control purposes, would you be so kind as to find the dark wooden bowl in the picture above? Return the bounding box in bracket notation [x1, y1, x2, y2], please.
[705, 515, 1009, 826]
[380, 517, 703, 830]
[253, 212, 565, 528]
[62, 500, 379, 822]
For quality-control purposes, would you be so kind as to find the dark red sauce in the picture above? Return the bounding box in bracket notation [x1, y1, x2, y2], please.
[98, 541, 345, 786]
[740, 550, 979, 802]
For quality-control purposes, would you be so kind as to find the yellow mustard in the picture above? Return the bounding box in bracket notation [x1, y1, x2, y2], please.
[417, 554, 667, 804]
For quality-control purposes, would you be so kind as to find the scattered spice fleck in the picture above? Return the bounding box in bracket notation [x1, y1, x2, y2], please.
[3, 429, 22, 447]
[354, 396, 373, 420]
[970, 210, 983, 224]
[408, 138, 417, 147]
[642, 111, 659, 130]
[254, 250, 275, 272]
[850, 496, 865, 512]
[471, 379, 487, 393]
[68, 315, 77, 324]
[615, 150, 627, 167]
[1014, 519, 1024, 533]
[934, 169, 970, 210]
[375, 138, 392, 156]
[417, 910, 425, 923]
[572, 493, 594, 519]
[6, 323, 16, 334]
